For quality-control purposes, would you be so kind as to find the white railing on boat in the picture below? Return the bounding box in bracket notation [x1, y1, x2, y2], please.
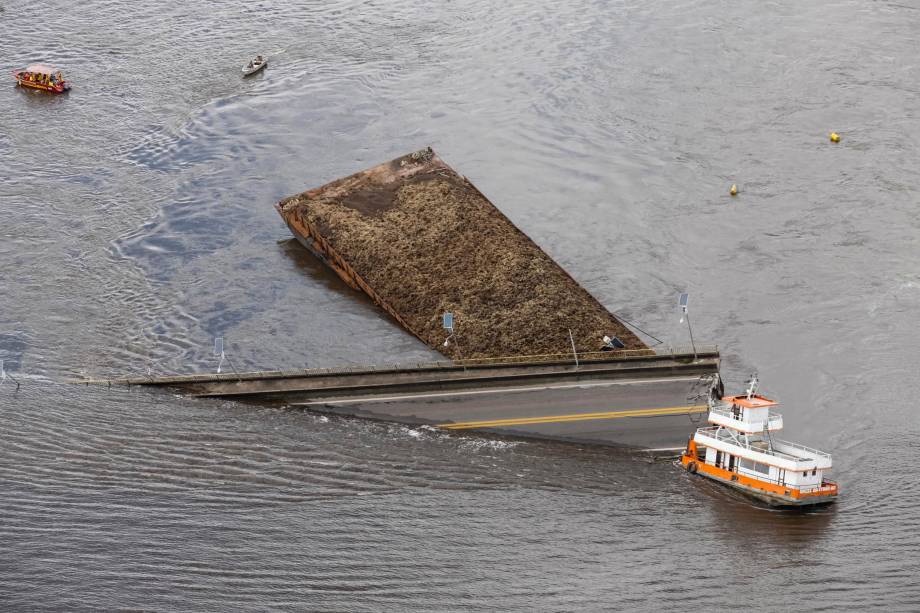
[708, 407, 783, 430]
[718, 469, 837, 494]
[694, 426, 833, 469]
[771, 439, 832, 462]
[797, 482, 838, 494]
[694, 427, 805, 462]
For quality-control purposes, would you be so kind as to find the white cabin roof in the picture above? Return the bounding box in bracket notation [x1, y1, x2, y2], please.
[723, 393, 777, 409]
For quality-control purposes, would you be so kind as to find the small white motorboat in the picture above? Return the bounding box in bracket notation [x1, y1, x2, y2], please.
[242, 55, 267, 76]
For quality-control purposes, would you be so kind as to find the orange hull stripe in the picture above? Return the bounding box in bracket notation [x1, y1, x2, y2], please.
[682, 455, 837, 499]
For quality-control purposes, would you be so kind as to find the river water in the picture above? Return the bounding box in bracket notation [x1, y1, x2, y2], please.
[2, 0, 919, 610]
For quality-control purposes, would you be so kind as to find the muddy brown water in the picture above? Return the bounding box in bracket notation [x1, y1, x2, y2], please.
[2, 0, 919, 610]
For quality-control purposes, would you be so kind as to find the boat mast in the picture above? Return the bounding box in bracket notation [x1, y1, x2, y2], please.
[745, 373, 759, 399]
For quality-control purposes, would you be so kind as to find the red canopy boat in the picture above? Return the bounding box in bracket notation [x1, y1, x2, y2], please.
[13, 64, 71, 93]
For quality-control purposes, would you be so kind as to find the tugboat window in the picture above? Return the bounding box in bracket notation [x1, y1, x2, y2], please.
[812, 469, 817, 476]
[803, 471, 808, 477]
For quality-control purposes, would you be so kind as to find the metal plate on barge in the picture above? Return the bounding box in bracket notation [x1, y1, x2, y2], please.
[276, 148, 646, 360]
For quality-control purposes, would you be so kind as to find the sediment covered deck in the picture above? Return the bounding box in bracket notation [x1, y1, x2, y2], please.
[276, 148, 645, 360]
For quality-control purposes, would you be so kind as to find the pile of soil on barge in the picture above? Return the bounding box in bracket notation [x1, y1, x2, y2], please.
[276, 148, 646, 360]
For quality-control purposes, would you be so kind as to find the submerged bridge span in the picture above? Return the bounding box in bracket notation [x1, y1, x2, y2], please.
[81, 347, 720, 451]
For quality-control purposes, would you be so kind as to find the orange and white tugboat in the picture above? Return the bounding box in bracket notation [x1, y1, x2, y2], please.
[681, 375, 838, 507]
[13, 64, 71, 93]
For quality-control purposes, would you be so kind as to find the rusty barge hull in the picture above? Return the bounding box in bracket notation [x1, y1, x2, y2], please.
[276, 148, 646, 361]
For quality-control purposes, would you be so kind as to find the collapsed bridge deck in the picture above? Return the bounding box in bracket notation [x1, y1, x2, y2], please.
[81, 348, 720, 451]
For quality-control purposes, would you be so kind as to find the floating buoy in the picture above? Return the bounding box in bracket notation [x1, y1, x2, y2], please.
[830, 132, 840, 143]
[729, 184, 738, 196]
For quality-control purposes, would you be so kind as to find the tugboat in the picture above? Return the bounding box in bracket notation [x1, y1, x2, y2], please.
[13, 64, 71, 93]
[680, 375, 838, 507]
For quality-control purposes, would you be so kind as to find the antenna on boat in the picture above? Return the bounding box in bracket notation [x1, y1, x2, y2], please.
[678, 293, 697, 360]
[745, 373, 759, 399]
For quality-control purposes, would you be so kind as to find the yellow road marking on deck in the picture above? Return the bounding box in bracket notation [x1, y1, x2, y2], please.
[439, 404, 708, 430]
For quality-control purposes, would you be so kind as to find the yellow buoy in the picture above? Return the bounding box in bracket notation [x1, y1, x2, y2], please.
[730, 184, 738, 196]
[830, 132, 840, 143]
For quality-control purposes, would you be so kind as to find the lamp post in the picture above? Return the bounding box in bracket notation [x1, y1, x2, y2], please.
[679, 293, 697, 360]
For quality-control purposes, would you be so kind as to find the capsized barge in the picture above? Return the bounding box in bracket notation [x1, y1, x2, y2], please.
[680, 376, 838, 506]
[275, 147, 646, 361]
